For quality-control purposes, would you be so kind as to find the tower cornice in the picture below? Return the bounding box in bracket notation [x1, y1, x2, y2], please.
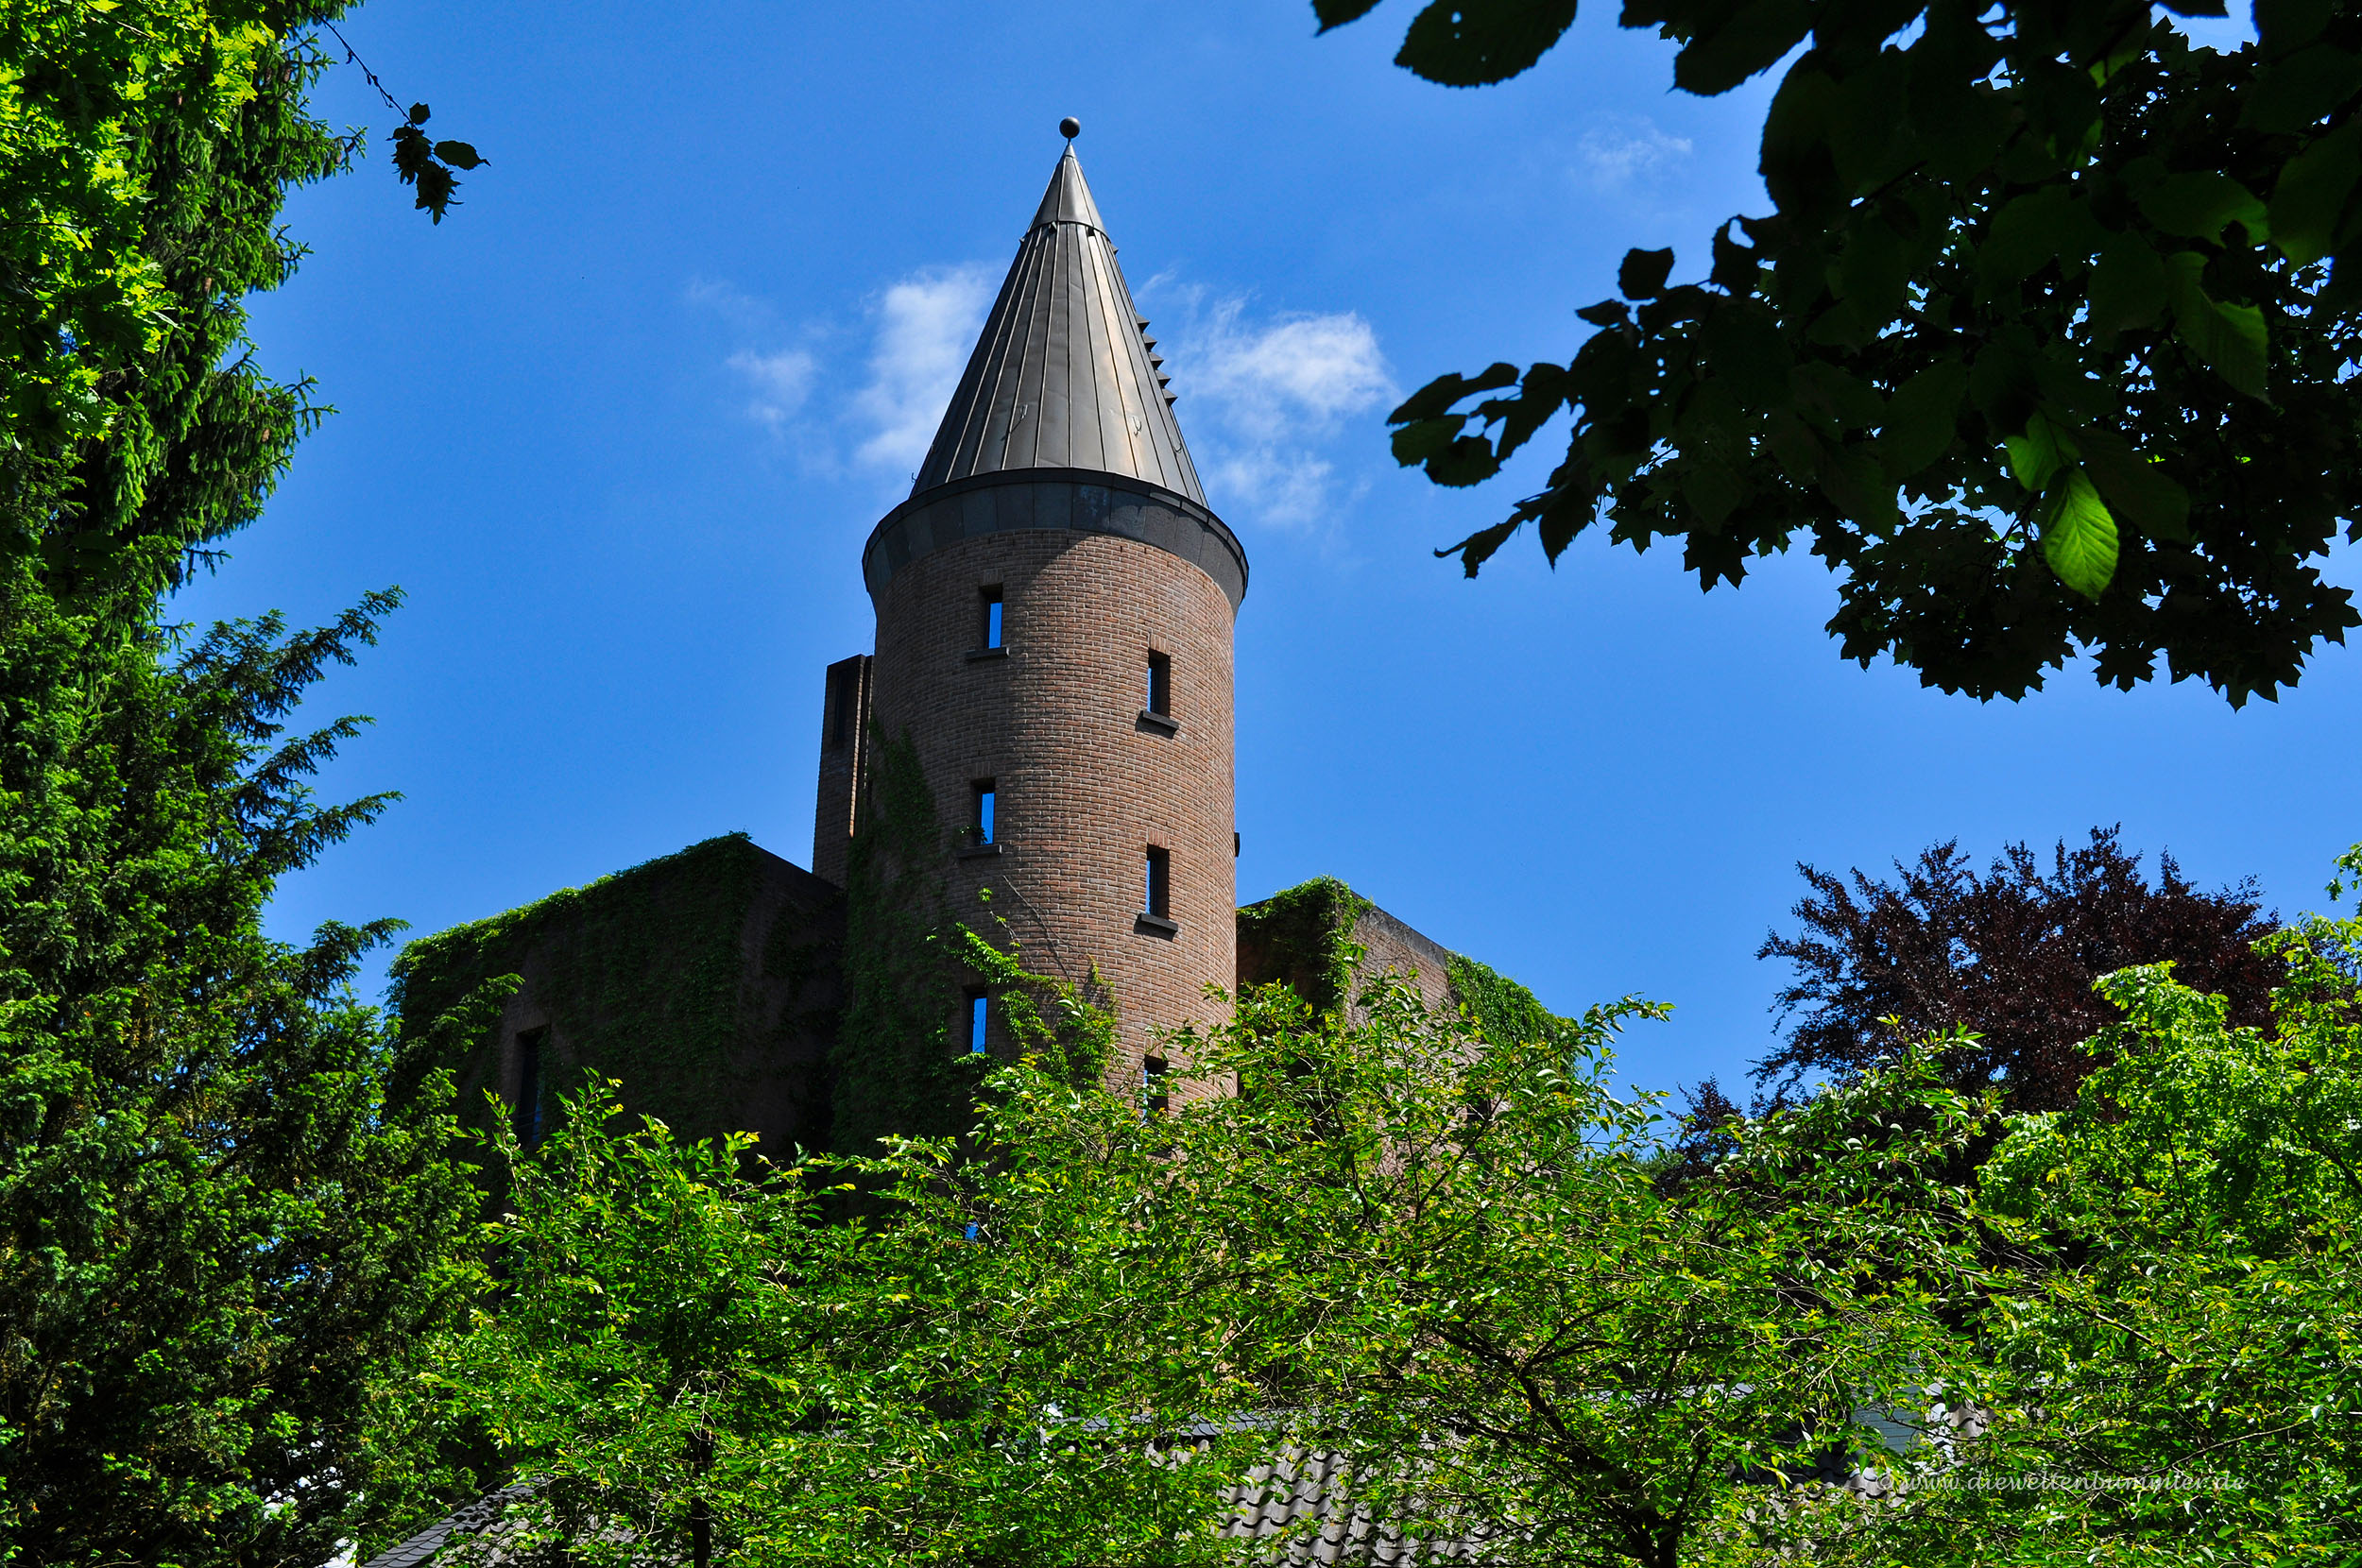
[862, 468, 1247, 612]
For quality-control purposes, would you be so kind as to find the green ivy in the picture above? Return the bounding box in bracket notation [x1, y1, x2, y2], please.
[1445, 952, 1575, 1051]
[830, 730, 973, 1154]
[1241, 877, 1569, 1050]
[390, 833, 804, 1150]
[1236, 877, 1373, 1016]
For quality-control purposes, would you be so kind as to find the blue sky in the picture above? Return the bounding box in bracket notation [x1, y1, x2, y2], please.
[187, 0, 2354, 1106]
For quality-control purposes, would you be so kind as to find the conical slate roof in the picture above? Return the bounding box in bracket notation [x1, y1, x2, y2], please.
[912, 145, 1205, 503]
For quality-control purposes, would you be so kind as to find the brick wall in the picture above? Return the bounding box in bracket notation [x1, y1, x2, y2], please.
[418, 836, 845, 1163]
[811, 655, 871, 888]
[1345, 902, 1458, 1019]
[865, 527, 1237, 1084]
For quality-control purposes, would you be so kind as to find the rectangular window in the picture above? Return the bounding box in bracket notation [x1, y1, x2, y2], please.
[1145, 845, 1171, 918]
[515, 1029, 546, 1150]
[972, 779, 996, 844]
[1146, 650, 1172, 716]
[981, 586, 1004, 650]
[967, 990, 989, 1055]
[1142, 1054, 1170, 1115]
[827, 665, 850, 748]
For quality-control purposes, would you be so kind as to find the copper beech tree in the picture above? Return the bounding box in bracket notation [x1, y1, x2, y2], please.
[1754, 827, 2278, 1112]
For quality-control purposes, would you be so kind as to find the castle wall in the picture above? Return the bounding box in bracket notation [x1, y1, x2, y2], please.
[865, 525, 1237, 1082]
[396, 835, 844, 1163]
[1348, 902, 1457, 1018]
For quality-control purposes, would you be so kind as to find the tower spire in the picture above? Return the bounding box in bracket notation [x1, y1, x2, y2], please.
[911, 135, 1203, 503]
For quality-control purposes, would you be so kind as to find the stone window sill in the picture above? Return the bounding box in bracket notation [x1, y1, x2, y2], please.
[1136, 708, 1178, 736]
[1135, 912, 1179, 938]
[966, 646, 1008, 663]
[956, 843, 1002, 860]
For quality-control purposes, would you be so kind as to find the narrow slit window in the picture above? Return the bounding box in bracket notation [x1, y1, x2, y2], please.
[1142, 1054, 1171, 1115]
[967, 991, 989, 1055]
[981, 586, 1004, 650]
[972, 779, 996, 844]
[1146, 650, 1172, 716]
[826, 665, 850, 747]
[1145, 845, 1171, 918]
[515, 1029, 546, 1150]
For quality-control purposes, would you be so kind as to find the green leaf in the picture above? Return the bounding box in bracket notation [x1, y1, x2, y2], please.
[1980, 187, 2076, 287]
[1817, 444, 1898, 528]
[434, 140, 488, 170]
[1575, 298, 1630, 326]
[2255, 0, 2335, 49]
[2041, 469, 2118, 599]
[1390, 364, 1518, 424]
[1425, 434, 1506, 486]
[1619, 247, 1675, 299]
[1699, 303, 1791, 412]
[1391, 416, 1465, 464]
[1833, 215, 1908, 321]
[1790, 361, 1884, 431]
[1680, 458, 1744, 528]
[2269, 120, 2362, 266]
[2240, 44, 2362, 133]
[1758, 65, 1840, 211]
[2089, 230, 2168, 335]
[407, 102, 432, 125]
[2074, 425, 2192, 545]
[1394, 0, 1579, 87]
[1440, 517, 1522, 573]
[1708, 221, 1760, 292]
[2004, 413, 2078, 494]
[1490, 364, 1572, 463]
[1311, 0, 1387, 29]
[1670, 0, 1814, 98]
[1875, 361, 1966, 480]
[2164, 252, 2270, 398]
[2138, 171, 2268, 245]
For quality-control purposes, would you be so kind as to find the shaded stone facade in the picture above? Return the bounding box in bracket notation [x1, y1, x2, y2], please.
[392, 835, 843, 1160]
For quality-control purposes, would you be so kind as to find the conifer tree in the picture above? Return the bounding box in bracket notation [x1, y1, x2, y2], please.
[1, 5, 485, 1559]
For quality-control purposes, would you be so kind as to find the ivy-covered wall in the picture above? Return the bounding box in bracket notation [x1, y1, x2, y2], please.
[390, 833, 845, 1159]
[1240, 876, 1569, 1046]
[393, 843, 1562, 1167]
[829, 729, 973, 1155]
[1236, 877, 1371, 1014]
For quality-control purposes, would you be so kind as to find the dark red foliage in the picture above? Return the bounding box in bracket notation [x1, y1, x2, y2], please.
[1752, 827, 2277, 1114]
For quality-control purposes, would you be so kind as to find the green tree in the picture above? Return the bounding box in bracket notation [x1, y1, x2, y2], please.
[3, 1, 480, 605]
[2, 4, 488, 1559]
[0, 591, 481, 1565]
[1957, 877, 2362, 1560]
[392, 930, 1255, 1568]
[1133, 970, 2000, 1568]
[1327, 0, 2362, 705]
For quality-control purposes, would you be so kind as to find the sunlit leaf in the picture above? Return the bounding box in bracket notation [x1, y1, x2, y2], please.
[2042, 469, 2118, 598]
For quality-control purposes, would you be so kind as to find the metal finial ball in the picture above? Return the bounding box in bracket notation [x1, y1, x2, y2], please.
[1059, 116, 1081, 140]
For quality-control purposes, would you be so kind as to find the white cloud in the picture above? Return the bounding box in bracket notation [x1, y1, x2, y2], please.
[685, 275, 778, 332]
[1160, 294, 1394, 530]
[1207, 447, 1341, 531]
[690, 277, 825, 433]
[727, 348, 818, 428]
[1577, 118, 1694, 189]
[850, 265, 996, 473]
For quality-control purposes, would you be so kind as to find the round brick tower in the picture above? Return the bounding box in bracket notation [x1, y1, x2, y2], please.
[819, 134, 1247, 1086]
